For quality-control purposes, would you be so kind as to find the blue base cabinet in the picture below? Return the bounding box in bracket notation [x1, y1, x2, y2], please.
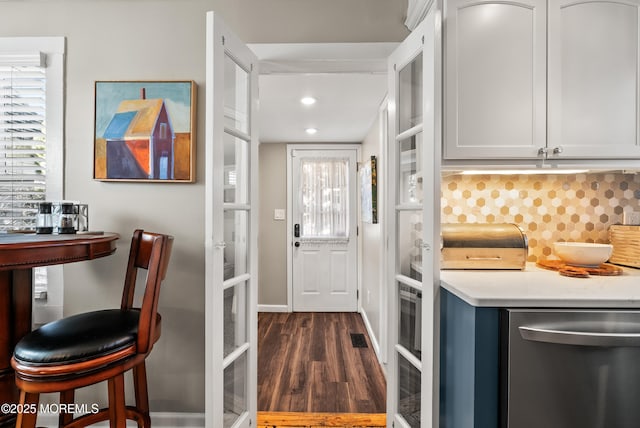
[440, 289, 500, 428]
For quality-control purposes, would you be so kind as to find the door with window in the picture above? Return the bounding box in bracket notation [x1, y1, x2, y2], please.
[386, 5, 441, 428]
[289, 146, 358, 312]
[205, 12, 258, 428]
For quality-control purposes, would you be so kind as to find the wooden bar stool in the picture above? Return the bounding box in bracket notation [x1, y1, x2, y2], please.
[11, 229, 173, 428]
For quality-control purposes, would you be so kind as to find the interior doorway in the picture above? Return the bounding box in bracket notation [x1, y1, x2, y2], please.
[208, 10, 441, 427]
[252, 43, 394, 424]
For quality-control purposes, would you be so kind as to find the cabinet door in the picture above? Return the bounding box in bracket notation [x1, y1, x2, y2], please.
[444, 0, 547, 159]
[548, 0, 640, 159]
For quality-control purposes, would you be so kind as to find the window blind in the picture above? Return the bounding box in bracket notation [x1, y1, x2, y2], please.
[0, 64, 47, 231]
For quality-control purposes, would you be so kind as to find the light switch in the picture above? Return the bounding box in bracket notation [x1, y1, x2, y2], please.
[274, 209, 286, 221]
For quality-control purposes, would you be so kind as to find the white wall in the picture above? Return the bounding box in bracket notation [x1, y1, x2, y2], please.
[1, 0, 408, 413]
[360, 111, 384, 355]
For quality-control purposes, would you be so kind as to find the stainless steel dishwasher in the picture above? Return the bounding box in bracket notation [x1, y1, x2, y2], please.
[502, 309, 640, 428]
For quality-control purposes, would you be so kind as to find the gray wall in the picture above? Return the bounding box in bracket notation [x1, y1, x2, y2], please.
[1, 0, 408, 413]
[258, 143, 288, 306]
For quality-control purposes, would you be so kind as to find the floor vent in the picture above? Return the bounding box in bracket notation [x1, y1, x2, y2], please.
[350, 333, 368, 348]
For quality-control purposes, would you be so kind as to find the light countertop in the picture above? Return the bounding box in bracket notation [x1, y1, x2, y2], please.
[440, 263, 640, 308]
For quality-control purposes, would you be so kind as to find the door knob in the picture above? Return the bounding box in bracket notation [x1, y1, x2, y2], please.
[294, 241, 300, 247]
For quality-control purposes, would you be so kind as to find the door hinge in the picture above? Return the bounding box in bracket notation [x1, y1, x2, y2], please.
[357, 290, 359, 300]
[221, 35, 225, 45]
[357, 226, 359, 236]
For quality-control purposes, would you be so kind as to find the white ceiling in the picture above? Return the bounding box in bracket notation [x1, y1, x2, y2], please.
[249, 43, 398, 143]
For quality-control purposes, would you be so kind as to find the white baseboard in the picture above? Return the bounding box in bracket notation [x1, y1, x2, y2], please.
[151, 412, 204, 428]
[258, 304, 289, 312]
[37, 412, 205, 428]
[149, 412, 205, 427]
[360, 308, 384, 369]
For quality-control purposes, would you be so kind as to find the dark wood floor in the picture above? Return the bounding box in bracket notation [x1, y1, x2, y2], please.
[258, 312, 387, 414]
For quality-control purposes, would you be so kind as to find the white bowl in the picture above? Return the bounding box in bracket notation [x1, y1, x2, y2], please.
[553, 242, 613, 267]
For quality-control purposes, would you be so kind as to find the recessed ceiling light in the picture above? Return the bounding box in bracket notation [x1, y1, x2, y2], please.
[300, 97, 316, 106]
[305, 128, 318, 135]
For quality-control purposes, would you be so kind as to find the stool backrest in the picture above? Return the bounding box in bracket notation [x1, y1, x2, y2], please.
[120, 229, 174, 353]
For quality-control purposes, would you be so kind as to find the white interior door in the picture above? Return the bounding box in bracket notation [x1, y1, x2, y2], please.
[386, 4, 441, 428]
[288, 145, 359, 312]
[205, 12, 258, 428]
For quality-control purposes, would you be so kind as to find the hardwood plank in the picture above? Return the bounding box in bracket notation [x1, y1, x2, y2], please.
[324, 317, 346, 384]
[258, 314, 289, 411]
[288, 326, 312, 411]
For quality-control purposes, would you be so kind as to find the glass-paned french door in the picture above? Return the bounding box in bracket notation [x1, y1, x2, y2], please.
[387, 4, 441, 428]
[205, 12, 258, 428]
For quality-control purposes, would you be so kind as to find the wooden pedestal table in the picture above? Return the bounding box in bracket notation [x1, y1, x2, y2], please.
[0, 233, 119, 427]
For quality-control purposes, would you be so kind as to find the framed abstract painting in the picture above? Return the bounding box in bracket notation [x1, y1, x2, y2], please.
[360, 155, 378, 224]
[94, 80, 196, 182]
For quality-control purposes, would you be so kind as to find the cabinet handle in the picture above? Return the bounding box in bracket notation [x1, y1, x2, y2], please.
[537, 147, 548, 156]
[519, 326, 640, 347]
[553, 146, 563, 155]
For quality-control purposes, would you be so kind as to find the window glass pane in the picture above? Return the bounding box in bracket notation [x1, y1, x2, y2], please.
[223, 132, 248, 204]
[224, 54, 249, 134]
[398, 353, 421, 428]
[398, 52, 423, 133]
[398, 283, 422, 359]
[223, 209, 248, 279]
[0, 65, 46, 231]
[398, 133, 422, 205]
[299, 158, 349, 238]
[224, 281, 247, 358]
[397, 210, 423, 278]
[223, 351, 247, 428]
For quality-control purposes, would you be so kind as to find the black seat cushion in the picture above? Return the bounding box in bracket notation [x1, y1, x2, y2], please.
[14, 309, 140, 366]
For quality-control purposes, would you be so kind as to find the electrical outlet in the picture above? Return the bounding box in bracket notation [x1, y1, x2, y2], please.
[623, 211, 640, 225]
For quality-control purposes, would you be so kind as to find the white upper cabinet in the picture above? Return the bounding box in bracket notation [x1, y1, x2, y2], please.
[444, 0, 547, 159]
[444, 0, 640, 161]
[548, 0, 640, 159]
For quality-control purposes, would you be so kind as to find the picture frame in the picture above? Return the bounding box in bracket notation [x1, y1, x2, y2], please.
[360, 155, 378, 224]
[94, 80, 196, 182]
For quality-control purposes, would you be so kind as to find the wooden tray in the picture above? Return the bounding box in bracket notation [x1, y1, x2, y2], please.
[536, 259, 623, 278]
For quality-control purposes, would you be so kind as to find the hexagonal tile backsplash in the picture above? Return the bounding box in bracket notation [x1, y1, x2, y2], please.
[441, 172, 640, 262]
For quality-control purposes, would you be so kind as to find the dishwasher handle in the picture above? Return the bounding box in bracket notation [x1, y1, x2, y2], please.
[519, 326, 640, 347]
